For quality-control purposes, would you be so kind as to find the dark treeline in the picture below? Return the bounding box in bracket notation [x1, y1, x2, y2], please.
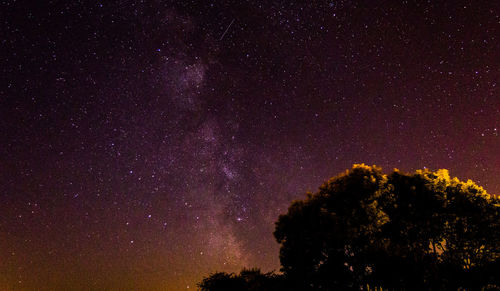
[199, 165, 500, 291]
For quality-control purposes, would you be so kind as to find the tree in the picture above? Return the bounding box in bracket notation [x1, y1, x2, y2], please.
[274, 164, 499, 290]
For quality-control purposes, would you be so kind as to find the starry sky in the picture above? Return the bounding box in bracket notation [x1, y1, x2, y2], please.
[1, 1, 499, 290]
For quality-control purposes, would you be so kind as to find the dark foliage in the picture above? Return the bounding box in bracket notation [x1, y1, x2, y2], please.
[198, 268, 287, 291]
[275, 164, 499, 290]
[200, 164, 499, 290]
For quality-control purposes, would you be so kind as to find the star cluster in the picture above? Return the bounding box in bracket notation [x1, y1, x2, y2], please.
[1, 1, 499, 290]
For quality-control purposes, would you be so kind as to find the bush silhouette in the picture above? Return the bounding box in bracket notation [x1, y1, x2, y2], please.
[198, 268, 286, 291]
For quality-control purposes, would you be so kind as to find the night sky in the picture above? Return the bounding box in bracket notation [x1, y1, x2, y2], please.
[1, 1, 499, 290]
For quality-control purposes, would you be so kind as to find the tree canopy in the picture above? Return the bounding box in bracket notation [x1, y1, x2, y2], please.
[200, 164, 499, 290]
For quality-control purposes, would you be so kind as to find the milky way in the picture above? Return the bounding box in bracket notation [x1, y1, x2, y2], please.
[1, 1, 499, 290]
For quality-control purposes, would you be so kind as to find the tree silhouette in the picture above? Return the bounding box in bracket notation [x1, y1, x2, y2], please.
[199, 164, 499, 290]
[274, 164, 499, 290]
